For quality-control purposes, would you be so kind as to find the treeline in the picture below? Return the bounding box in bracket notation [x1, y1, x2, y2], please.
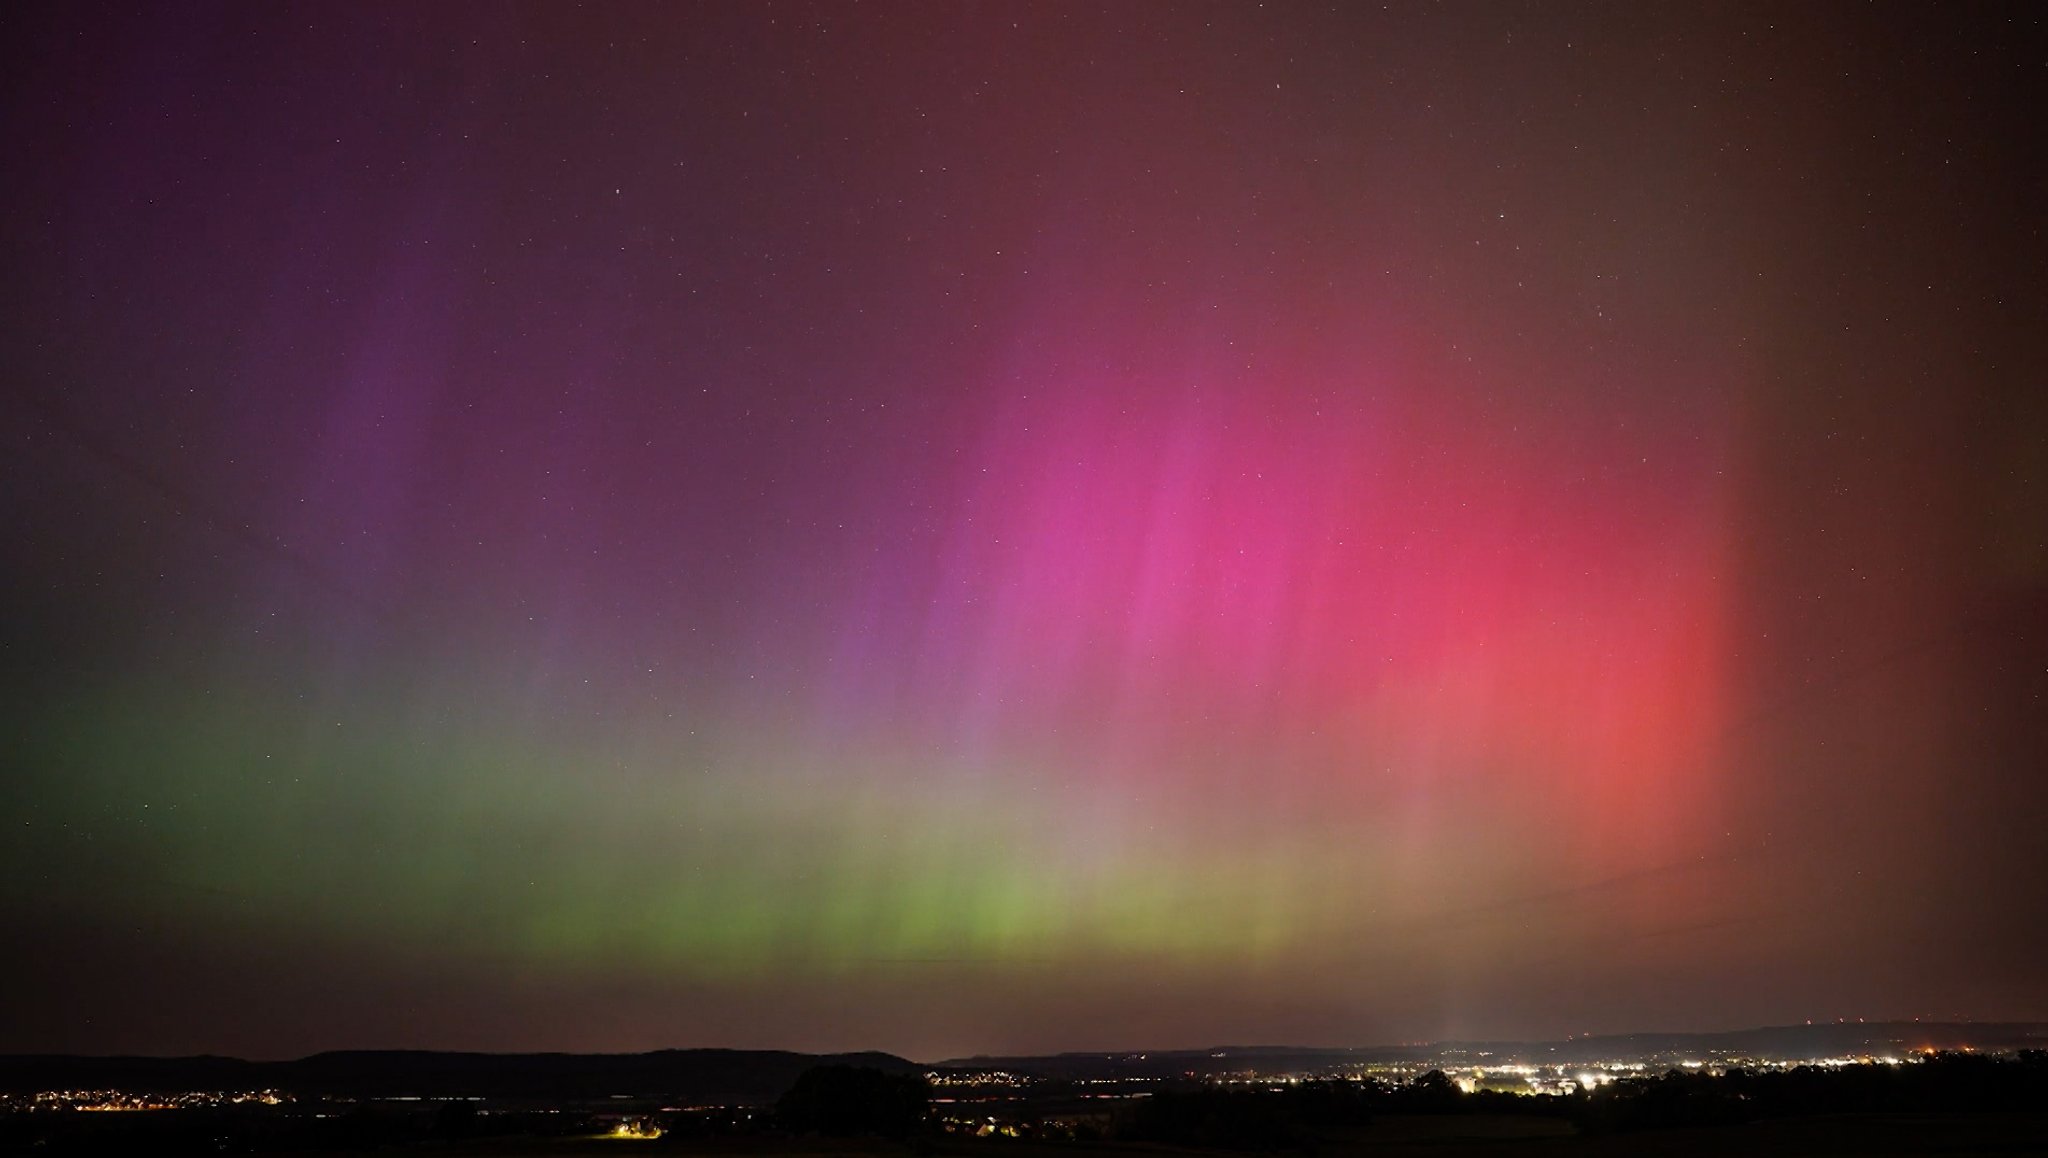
[1575, 1050, 2048, 1133]
[1120, 1082, 1376, 1149]
[775, 1064, 933, 1139]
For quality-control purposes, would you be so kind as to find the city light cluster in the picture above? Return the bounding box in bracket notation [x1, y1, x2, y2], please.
[929, 1070, 1032, 1088]
[9, 1089, 288, 1112]
[1200, 1053, 1931, 1097]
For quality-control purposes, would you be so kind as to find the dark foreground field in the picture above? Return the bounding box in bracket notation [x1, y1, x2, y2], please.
[236, 1113, 2048, 1158]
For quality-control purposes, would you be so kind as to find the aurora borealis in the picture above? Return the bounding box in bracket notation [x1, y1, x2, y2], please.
[2, 2, 2044, 1060]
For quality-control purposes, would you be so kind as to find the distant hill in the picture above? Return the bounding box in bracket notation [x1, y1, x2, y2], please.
[0, 1048, 918, 1102]
[937, 1022, 2048, 1078]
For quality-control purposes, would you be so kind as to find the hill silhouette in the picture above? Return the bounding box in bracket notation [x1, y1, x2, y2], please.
[0, 1048, 918, 1103]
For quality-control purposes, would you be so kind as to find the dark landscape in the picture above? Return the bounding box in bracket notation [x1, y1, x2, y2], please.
[6, 1024, 2048, 1154]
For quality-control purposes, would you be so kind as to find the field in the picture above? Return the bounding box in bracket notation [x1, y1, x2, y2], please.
[253, 1113, 2048, 1158]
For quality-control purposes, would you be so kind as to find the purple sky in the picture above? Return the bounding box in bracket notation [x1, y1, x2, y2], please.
[2, 2, 2044, 1059]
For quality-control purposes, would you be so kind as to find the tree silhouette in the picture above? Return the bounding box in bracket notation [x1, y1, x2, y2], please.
[775, 1065, 931, 1139]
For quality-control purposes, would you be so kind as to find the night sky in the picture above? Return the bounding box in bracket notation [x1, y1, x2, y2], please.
[3, 2, 2044, 1061]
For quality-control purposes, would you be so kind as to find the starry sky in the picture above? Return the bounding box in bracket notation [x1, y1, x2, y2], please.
[2, 2, 2044, 1061]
